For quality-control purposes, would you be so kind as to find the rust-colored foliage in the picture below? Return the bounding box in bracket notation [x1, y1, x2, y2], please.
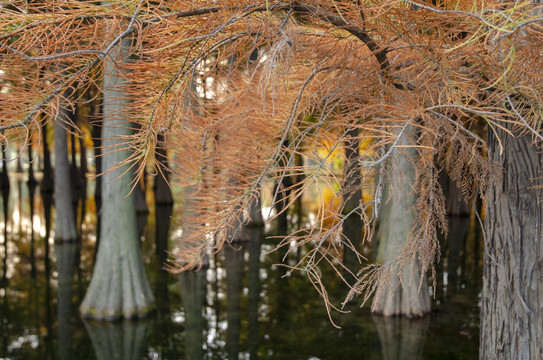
[1, 0, 542, 311]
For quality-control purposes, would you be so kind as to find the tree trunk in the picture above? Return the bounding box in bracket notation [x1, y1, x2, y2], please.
[1, 145, 9, 283]
[28, 172, 37, 278]
[78, 135, 88, 231]
[92, 102, 102, 259]
[372, 127, 431, 317]
[70, 130, 81, 210]
[154, 204, 173, 320]
[342, 125, 363, 275]
[480, 124, 542, 360]
[54, 108, 77, 242]
[40, 121, 54, 193]
[153, 134, 173, 206]
[79, 37, 154, 320]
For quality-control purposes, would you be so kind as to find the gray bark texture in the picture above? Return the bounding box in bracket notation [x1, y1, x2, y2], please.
[79, 37, 154, 320]
[54, 108, 77, 242]
[480, 124, 542, 360]
[372, 127, 431, 317]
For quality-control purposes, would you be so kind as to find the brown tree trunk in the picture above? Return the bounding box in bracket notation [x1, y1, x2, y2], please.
[480, 124, 543, 360]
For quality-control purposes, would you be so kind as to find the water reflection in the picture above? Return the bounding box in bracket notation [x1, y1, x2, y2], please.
[0, 174, 482, 359]
[373, 315, 430, 360]
[42, 190, 55, 360]
[247, 227, 263, 360]
[179, 269, 207, 360]
[85, 319, 153, 360]
[56, 242, 78, 360]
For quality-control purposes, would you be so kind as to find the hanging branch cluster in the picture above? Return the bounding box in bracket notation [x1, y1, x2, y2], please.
[1, 0, 542, 308]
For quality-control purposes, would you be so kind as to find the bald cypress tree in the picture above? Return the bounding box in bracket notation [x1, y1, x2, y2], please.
[79, 36, 154, 320]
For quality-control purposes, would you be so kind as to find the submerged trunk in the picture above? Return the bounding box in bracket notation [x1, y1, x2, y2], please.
[79, 37, 154, 320]
[372, 127, 431, 317]
[480, 124, 542, 359]
[54, 110, 77, 242]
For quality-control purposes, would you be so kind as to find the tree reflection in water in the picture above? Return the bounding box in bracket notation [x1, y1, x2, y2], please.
[55, 242, 78, 360]
[373, 315, 430, 360]
[84, 319, 153, 360]
[0, 177, 482, 359]
[179, 269, 207, 360]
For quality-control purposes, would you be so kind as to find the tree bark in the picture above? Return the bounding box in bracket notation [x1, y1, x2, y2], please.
[153, 134, 173, 206]
[372, 126, 431, 317]
[40, 122, 54, 193]
[480, 124, 543, 360]
[0, 145, 9, 283]
[54, 107, 77, 242]
[342, 125, 363, 275]
[79, 37, 154, 320]
[91, 101, 102, 258]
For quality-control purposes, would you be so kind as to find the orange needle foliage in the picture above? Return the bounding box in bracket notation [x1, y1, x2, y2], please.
[1, 0, 542, 308]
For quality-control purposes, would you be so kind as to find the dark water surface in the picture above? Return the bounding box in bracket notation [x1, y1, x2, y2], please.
[0, 175, 481, 359]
